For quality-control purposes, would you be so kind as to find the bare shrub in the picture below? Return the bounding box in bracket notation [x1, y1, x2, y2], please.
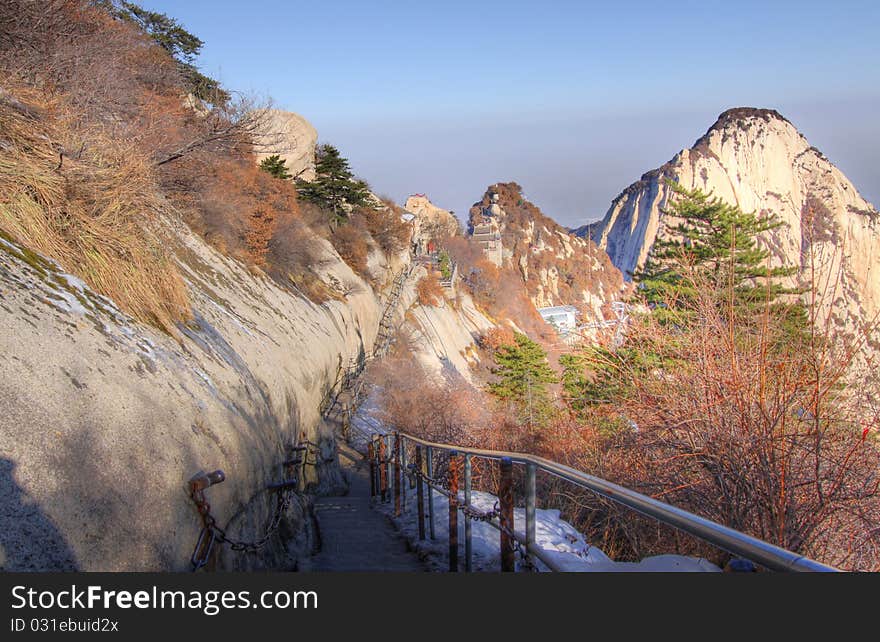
[357, 204, 411, 256]
[568, 261, 880, 569]
[416, 272, 445, 307]
[0, 88, 189, 334]
[330, 222, 370, 278]
[265, 216, 337, 304]
[153, 93, 278, 168]
[478, 327, 516, 351]
[366, 354, 491, 445]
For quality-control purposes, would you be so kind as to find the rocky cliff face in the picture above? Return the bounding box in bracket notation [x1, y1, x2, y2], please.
[0, 211, 413, 571]
[579, 108, 880, 335]
[253, 109, 318, 180]
[469, 183, 627, 319]
[404, 194, 460, 244]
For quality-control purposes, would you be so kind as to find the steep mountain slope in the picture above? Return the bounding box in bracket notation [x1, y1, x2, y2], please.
[0, 211, 421, 570]
[578, 108, 880, 334]
[0, 83, 489, 570]
[468, 183, 627, 318]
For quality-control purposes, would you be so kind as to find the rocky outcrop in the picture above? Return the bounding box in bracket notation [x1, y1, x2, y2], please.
[0, 215, 408, 571]
[580, 108, 880, 335]
[469, 183, 627, 320]
[404, 194, 460, 253]
[405, 292, 494, 384]
[253, 109, 318, 180]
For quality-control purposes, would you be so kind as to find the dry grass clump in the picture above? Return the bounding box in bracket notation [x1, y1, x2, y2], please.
[330, 222, 371, 278]
[416, 271, 445, 307]
[0, 90, 189, 334]
[358, 202, 411, 256]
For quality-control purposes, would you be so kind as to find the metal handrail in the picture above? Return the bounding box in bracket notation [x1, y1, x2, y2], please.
[395, 432, 838, 572]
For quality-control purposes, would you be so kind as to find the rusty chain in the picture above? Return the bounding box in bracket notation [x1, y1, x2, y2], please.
[190, 482, 295, 570]
[189, 445, 312, 571]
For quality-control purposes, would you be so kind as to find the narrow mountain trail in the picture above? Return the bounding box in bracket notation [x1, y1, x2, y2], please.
[301, 443, 427, 572]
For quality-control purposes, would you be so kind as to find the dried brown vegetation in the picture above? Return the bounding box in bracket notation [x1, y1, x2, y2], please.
[416, 272, 445, 307]
[330, 222, 371, 278]
[0, 0, 408, 328]
[365, 353, 492, 446]
[548, 260, 880, 569]
[360, 201, 411, 256]
[444, 235, 553, 343]
[0, 84, 189, 334]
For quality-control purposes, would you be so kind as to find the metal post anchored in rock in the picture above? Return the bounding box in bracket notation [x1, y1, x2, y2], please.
[378, 437, 388, 502]
[394, 433, 402, 516]
[368, 441, 376, 498]
[415, 445, 426, 540]
[448, 450, 460, 572]
[499, 457, 515, 572]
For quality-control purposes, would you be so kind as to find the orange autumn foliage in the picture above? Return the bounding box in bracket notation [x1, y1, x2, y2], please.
[416, 272, 446, 307]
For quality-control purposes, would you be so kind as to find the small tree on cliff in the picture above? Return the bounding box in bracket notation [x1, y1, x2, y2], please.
[259, 154, 291, 180]
[296, 144, 372, 226]
[635, 183, 805, 330]
[100, 0, 229, 104]
[489, 333, 558, 429]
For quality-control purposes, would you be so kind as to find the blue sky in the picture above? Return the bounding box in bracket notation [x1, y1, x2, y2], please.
[143, 0, 880, 226]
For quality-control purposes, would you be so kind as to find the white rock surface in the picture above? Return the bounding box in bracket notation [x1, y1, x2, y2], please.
[253, 109, 318, 180]
[406, 292, 494, 384]
[0, 219, 396, 571]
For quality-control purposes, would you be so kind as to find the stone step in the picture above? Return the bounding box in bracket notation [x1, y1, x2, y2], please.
[303, 453, 426, 572]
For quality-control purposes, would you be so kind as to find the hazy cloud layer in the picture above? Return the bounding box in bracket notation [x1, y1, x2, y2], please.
[317, 98, 879, 229]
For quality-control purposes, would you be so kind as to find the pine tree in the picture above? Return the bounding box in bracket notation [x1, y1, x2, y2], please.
[259, 154, 291, 180]
[296, 144, 372, 225]
[99, 1, 229, 104]
[489, 333, 558, 428]
[635, 183, 804, 328]
[438, 249, 452, 280]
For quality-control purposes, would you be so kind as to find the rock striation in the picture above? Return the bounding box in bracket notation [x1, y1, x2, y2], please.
[0, 210, 410, 571]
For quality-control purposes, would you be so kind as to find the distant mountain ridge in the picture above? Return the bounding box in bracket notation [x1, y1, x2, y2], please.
[575, 107, 880, 339]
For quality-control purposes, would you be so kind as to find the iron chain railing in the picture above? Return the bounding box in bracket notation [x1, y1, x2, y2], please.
[188, 443, 317, 571]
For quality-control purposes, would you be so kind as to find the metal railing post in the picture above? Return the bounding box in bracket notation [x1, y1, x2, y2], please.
[499, 457, 515, 572]
[389, 431, 839, 573]
[386, 434, 393, 504]
[400, 436, 407, 512]
[464, 454, 472, 572]
[368, 441, 376, 498]
[378, 437, 387, 502]
[394, 432, 402, 517]
[299, 436, 309, 492]
[426, 446, 435, 539]
[448, 450, 460, 572]
[415, 445, 425, 540]
[525, 462, 536, 553]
